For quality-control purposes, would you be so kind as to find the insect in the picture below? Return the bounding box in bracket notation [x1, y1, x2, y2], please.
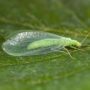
[2, 31, 81, 56]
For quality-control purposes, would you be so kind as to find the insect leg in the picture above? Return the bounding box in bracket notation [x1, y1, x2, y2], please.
[64, 48, 75, 59]
[50, 46, 70, 55]
[70, 46, 81, 50]
[70, 46, 85, 52]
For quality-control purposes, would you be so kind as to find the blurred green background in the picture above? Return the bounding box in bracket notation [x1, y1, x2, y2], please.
[0, 0, 90, 90]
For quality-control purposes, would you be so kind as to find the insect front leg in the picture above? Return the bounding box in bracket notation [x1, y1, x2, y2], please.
[64, 47, 75, 59]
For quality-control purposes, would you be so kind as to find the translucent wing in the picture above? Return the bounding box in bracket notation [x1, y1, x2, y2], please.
[25, 45, 64, 56]
[2, 31, 63, 56]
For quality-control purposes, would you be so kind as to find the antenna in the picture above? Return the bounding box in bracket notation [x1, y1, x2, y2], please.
[81, 32, 90, 44]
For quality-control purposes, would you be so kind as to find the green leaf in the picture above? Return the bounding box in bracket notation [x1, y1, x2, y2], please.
[0, 0, 90, 90]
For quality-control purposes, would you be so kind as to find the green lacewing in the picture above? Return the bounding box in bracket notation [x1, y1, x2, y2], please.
[2, 31, 81, 56]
